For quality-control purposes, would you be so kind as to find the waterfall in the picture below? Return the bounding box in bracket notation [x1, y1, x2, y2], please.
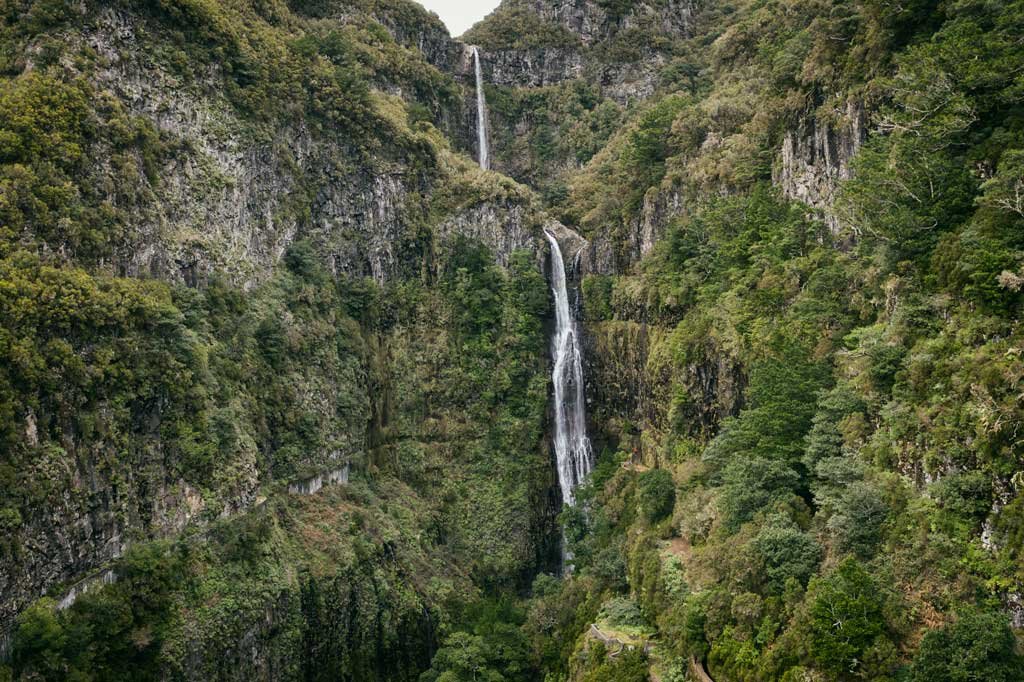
[544, 229, 593, 506]
[472, 46, 490, 170]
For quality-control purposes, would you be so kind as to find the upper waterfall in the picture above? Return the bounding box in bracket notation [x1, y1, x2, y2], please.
[544, 229, 594, 506]
[472, 46, 490, 170]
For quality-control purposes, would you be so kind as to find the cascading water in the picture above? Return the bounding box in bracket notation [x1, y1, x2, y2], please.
[544, 229, 594, 506]
[472, 46, 490, 170]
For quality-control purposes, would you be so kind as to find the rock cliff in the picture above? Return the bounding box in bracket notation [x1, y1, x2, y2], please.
[0, 0, 558, 652]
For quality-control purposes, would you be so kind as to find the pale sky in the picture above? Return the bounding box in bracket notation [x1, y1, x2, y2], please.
[415, 1, 502, 37]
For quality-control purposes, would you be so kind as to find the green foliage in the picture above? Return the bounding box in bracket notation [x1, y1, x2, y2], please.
[841, 136, 977, 264]
[636, 469, 675, 523]
[623, 95, 690, 190]
[462, 3, 580, 50]
[804, 384, 866, 470]
[706, 346, 830, 472]
[523, 1, 1024, 680]
[576, 647, 648, 682]
[752, 515, 822, 593]
[11, 543, 185, 681]
[0, 73, 156, 260]
[718, 457, 801, 530]
[931, 471, 993, 532]
[0, 253, 213, 495]
[421, 600, 533, 682]
[3, 1, 1024, 681]
[598, 598, 645, 629]
[483, 80, 625, 200]
[420, 631, 527, 682]
[804, 558, 893, 678]
[910, 609, 1024, 682]
[826, 481, 889, 559]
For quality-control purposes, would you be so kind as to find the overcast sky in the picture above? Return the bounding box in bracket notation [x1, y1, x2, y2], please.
[415, 1, 502, 37]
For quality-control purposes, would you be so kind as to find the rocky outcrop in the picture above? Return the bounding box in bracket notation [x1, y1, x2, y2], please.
[584, 321, 668, 455]
[585, 182, 687, 276]
[516, 0, 695, 46]
[78, 8, 430, 287]
[775, 101, 868, 235]
[481, 48, 666, 104]
[435, 200, 542, 269]
[469, 0, 696, 103]
[71, 8, 540, 288]
[482, 47, 585, 89]
[287, 0, 464, 76]
[287, 465, 350, 497]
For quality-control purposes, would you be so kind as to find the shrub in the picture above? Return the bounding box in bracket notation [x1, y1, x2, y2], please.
[599, 598, 645, 629]
[910, 609, 1024, 682]
[805, 558, 892, 677]
[752, 516, 823, 593]
[637, 469, 675, 523]
[826, 481, 889, 559]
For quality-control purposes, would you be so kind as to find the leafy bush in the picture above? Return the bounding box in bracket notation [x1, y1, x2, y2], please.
[599, 597, 645, 629]
[826, 481, 889, 559]
[910, 609, 1024, 682]
[804, 558, 893, 677]
[752, 516, 822, 593]
[636, 469, 675, 523]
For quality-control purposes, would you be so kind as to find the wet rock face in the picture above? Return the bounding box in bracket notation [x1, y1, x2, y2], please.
[483, 47, 586, 89]
[583, 318, 746, 461]
[567, 180, 686, 278]
[481, 48, 665, 104]
[775, 101, 868, 235]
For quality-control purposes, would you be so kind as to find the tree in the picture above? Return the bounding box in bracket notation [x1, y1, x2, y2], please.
[979, 150, 1024, 219]
[637, 469, 675, 523]
[578, 648, 649, 682]
[719, 457, 801, 530]
[826, 481, 889, 559]
[841, 136, 976, 264]
[752, 515, 823, 593]
[12, 598, 66, 680]
[910, 609, 1024, 682]
[421, 605, 533, 682]
[805, 558, 892, 678]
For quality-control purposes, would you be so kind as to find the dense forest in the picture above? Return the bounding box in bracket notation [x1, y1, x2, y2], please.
[1, 0, 1022, 680]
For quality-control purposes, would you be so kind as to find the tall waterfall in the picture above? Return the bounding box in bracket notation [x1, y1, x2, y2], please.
[545, 229, 594, 506]
[472, 47, 490, 170]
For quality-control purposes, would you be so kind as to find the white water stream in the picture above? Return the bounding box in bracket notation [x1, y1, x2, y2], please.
[473, 46, 490, 170]
[544, 229, 593, 505]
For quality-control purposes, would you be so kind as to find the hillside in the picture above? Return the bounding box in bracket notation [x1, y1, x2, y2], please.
[2, 0, 1024, 681]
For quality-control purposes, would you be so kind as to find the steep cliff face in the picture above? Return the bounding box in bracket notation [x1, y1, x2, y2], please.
[521, 0, 696, 44]
[459, 0, 699, 197]
[4, 0, 1024, 680]
[52, 7, 480, 287]
[0, 0, 560, 666]
[468, 0, 696, 99]
[775, 100, 868, 235]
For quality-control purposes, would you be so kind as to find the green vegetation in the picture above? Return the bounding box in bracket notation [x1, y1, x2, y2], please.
[484, 81, 626, 202]
[910, 609, 1024, 682]
[521, 0, 1024, 680]
[2, 0, 1024, 680]
[636, 469, 674, 523]
[463, 1, 580, 50]
[0, 0, 557, 677]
